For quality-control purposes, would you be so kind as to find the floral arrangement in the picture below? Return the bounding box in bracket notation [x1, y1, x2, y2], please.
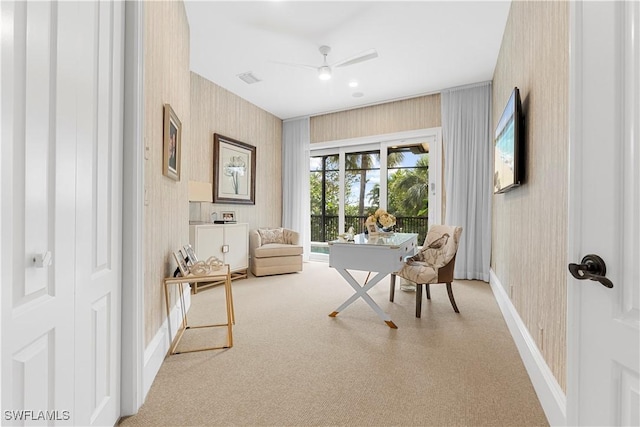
[366, 208, 396, 231]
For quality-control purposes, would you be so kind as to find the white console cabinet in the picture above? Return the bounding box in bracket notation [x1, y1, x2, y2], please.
[189, 223, 249, 283]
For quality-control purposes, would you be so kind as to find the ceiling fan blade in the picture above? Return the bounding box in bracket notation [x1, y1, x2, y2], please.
[270, 60, 318, 71]
[333, 49, 378, 68]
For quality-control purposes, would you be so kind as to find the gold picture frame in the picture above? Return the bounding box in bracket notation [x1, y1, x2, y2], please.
[163, 104, 182, 181]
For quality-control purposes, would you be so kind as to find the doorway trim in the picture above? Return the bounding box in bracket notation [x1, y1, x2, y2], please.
[120, 0, 145, 416]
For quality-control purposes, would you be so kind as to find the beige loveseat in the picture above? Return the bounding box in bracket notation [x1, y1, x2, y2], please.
[249, 228, 303, 277]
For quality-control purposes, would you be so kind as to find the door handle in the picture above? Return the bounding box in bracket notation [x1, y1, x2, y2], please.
[33, 251, 52, 268]
[568, 254, 613, 288]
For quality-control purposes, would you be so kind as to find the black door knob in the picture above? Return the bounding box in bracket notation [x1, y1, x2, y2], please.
[568, 254, 613, 288]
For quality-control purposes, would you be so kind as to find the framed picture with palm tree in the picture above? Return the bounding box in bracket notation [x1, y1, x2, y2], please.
[213, 133, 256, 204]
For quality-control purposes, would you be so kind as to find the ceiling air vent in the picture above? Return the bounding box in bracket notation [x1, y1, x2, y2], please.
[237, 72, 261, 84]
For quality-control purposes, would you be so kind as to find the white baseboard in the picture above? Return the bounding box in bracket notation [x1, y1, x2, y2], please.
[489, 269, 567, 426]
[142, 284, 191, 399]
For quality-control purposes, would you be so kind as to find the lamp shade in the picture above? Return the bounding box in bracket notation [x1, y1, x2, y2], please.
[188, 181, 213, 202]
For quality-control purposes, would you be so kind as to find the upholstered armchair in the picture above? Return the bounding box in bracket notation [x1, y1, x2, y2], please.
[249, 228, 303, 277]
[389, 225, 463, 318]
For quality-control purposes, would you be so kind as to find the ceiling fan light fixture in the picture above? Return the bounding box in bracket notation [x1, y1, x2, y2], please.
[318, 66, 332, 80]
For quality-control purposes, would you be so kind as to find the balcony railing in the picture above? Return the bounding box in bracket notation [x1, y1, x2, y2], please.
[311, 214, 428, 245]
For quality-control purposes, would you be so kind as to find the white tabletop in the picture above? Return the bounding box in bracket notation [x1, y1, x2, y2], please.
[330, 232, 418, 248]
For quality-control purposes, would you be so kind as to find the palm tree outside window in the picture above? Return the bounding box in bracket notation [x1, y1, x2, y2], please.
[387, 145, 429, 243]
[344, 151, 380, 234]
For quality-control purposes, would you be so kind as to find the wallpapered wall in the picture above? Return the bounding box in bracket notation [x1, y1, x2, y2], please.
[143, 4, 282, 346]
[310, 94, 441, 143]
[143, 1, 191, 346]
[189, 72, 282, 232]
[492, 1, 569, 391]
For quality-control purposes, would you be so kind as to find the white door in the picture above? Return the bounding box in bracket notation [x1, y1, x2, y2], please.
[70, 1, 124, 425]
[568, 1, 640, 426]
[1, 1, 124, 425]
[0, 2, 76, 423]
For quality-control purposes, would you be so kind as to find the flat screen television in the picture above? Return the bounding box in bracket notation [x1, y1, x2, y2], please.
[494, 87, 524, 194]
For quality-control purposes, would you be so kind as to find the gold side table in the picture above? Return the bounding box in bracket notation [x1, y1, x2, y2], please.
[163, 264, 235, 354]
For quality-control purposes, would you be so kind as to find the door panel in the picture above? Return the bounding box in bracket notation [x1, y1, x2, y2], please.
[2, 1, 76, 423]
[91, 295, 112, 416]
[2, 1, 123, 425]
[568, 1, 640, 425]
[12, 333, 51, 413]
[72, 1, 123, 425]
[225, 224, 248, 271]
[196, 226, 226, 260]
[23, 1, 53, 298]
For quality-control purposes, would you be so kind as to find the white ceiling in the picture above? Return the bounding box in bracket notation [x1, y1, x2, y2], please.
[184, 1, 511, 120]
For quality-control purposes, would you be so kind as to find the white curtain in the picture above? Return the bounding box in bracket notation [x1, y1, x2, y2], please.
[282, 117, 311, 261]
[441, 82, 492, 281]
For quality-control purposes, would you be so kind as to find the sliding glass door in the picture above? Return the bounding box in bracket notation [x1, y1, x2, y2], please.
[310, 155, 339, 252]
[387, 145, 430, 244]
[310, 138, 435, 256]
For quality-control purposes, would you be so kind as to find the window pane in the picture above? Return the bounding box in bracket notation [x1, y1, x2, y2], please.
[345, 169, 380, 233]
[310, 171, 323, 215]
[345, 152, 380, 170]
[310, 157, 323, 172]
[387, 144, 429, 242]
[345, 170, 380, 214]
[310, 155, 340, 244]
[325, 154, 339, 171]
[324, 171, 339, 215]
[344, 151, 380, 234]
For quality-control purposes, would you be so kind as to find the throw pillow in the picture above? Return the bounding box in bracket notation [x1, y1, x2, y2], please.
[406, 232, 451, 268]
[258, 228, 285, 245]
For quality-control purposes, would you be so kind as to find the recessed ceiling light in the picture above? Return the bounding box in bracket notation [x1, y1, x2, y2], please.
[352, 92, 364, 98]
[348, 80, 358, 88]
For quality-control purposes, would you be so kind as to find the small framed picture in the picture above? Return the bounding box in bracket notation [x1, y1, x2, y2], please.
[163, 104, 182, 181]
[173, 251, 190, 277]
[182, 244, 198, 266]
[221, 211, 236, 222]
[366, 222, 379, 236]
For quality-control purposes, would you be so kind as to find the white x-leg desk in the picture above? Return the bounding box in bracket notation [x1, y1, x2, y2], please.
[329, 269, 396, 327]
[328, 233, 418, 328]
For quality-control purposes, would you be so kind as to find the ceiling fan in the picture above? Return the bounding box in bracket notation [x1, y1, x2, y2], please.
[276, 45, 378, 80]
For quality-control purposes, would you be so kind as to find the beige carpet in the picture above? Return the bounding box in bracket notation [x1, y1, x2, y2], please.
[120, 261, 548, 426]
